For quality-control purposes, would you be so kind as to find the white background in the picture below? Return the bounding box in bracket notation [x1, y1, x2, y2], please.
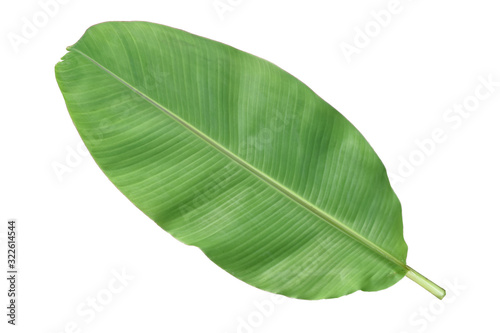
[1, 0, 499, 332]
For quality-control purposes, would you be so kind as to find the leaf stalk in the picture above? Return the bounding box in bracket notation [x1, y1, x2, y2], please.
[405, 266, 446, 299]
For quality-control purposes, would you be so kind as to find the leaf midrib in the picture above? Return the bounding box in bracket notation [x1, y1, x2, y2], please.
[68, 47, 407, 272]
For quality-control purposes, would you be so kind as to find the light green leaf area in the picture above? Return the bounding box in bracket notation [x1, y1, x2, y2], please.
[55, 21, 436, 300]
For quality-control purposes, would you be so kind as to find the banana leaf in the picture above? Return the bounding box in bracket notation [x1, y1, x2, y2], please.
[55, 21, 445, 300]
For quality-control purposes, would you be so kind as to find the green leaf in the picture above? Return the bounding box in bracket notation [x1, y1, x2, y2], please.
[55, 21, 445, 300]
